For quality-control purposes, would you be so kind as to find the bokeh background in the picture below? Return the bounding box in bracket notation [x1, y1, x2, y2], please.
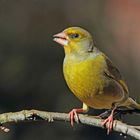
[0, 0, 140, 140]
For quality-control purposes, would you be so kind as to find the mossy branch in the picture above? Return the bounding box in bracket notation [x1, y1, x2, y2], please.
[0, 110, 140, 139]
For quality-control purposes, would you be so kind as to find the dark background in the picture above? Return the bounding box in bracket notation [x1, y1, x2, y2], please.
[0, 0, 140, 139]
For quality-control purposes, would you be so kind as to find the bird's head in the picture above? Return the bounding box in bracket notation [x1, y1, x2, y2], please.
[53, 27, 94, 55]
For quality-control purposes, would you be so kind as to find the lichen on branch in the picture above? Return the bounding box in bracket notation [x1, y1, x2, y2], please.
[0, 110, 140, 140]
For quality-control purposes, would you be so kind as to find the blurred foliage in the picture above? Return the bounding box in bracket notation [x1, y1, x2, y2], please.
[0, 0, 139, 140]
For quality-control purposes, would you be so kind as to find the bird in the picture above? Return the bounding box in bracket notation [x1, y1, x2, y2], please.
[53, 27, 140, 134]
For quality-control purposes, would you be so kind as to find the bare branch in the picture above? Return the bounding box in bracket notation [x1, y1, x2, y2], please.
[0, 110, 140, 139]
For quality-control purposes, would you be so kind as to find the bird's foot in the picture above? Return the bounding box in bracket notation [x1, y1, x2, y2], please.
[94, 110, 112, 119]
[99, 110, 112, 118]
[94, 115, 102, 119]
[69, 108, 84, 127]
[102, 113, 114, 134]
[102, 108, 116, 134]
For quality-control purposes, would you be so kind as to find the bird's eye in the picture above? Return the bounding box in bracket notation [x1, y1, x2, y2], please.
[69, 33, 79, 39]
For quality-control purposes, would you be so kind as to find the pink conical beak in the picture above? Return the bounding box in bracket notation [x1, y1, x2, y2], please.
[53, 32, 68, 46]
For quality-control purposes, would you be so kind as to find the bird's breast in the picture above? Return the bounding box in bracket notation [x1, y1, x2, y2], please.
[63, 54, 106, 103]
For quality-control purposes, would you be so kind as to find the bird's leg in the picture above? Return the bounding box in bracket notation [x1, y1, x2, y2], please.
[102, 107, 116, 134]
[69, 103, 89, 127]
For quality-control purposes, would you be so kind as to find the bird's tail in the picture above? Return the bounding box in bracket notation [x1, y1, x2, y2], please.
[122, 97, 140, 110]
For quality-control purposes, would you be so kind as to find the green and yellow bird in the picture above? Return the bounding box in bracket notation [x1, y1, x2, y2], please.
[53, 27, 140, 133]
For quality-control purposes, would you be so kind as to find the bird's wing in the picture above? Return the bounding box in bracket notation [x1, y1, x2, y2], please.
[103, 54, 129, 94]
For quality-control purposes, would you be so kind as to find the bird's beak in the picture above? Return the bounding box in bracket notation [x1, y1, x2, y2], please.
[53, 32, 68, 46]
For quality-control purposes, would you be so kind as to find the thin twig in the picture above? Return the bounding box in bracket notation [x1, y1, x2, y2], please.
[0, 110, 140, 139]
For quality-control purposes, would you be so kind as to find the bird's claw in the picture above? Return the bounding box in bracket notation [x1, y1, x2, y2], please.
[69, 109, 80, 127]
[102, 114, 114, 134]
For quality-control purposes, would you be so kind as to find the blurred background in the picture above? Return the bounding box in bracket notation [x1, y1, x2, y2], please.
[0, 0, 140, 139]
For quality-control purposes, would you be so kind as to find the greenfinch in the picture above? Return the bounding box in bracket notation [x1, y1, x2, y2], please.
[53, 27, 140, 133]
